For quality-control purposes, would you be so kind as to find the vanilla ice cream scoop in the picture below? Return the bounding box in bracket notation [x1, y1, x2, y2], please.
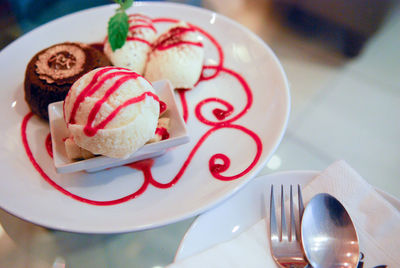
[63, 66, 160, 158]
[104, 14, 157, 75]
[144, 22, 204, 89]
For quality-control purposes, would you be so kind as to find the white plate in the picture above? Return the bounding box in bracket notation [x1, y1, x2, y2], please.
[0, 2, 289, 233]
[174, 171, 400, 261]
[49, 80, 189, 173]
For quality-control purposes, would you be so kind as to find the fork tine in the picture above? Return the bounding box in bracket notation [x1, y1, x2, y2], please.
[298, 184, 304, 222]
[280, 185, 288, 241]
[270, 185, 279, 241]
[290, 185, 297, 241]
[297, 184, 305, 240]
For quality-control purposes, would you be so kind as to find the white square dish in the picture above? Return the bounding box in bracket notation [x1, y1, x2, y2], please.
[48, 80, 189, 173]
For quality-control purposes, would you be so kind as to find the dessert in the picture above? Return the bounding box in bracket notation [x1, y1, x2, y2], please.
[24, 42, 111, 120]
[63, 66, 160, 159]
[144, 22, 204, 89]
[104, 14, 157, 74]
[20, 9, 264, 206]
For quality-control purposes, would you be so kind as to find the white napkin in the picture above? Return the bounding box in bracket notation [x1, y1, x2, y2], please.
[167, 160, 400, 267]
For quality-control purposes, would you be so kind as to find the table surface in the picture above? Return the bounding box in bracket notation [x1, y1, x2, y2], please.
[1, 0, 399, 267]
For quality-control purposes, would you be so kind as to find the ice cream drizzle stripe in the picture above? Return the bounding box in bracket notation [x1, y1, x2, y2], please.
[84, 91, 159, 137]
[152, 26, 203, 51]
[156, 40, 203, 51]
[128, 14, 153, 23]
[129, 24, 157, 33]
[67, 67, 130, 124]
[21, 17, 263, 206]
[126, 37, 152, 46]
[125, 14, 157, 46]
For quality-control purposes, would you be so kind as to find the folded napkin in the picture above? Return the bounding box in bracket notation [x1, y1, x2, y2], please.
[167, 160, 400, 267]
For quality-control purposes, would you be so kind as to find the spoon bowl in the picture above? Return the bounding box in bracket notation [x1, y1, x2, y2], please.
[301, 193, 359, 268]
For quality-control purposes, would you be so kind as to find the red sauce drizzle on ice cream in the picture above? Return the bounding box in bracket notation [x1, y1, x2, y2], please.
[129, 24, 156, 33]
[85, 91, 159, 137]
[126, 37, 152, 46]
[153, 26, 203, 51]
[67, 67, 130, 124]
[21, 17, 263, 206]
[126, 14, 156, 46]
[128, 14, 155, 31]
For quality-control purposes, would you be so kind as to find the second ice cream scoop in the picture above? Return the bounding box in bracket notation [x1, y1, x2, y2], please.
[144, 22, 204, 89]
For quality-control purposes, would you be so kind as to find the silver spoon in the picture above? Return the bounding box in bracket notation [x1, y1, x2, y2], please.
[301, 193, 359, 268]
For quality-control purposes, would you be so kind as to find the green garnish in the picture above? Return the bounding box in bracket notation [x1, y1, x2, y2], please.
[108, 0, 134, 51]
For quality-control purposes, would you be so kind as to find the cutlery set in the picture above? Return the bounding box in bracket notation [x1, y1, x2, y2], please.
[269, 185, 360, 268]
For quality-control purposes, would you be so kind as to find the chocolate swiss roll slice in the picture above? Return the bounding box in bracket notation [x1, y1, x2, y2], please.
[24, 42, 111, 120]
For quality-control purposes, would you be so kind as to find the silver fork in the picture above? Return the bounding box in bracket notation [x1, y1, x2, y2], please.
[269, 185, 308, 268]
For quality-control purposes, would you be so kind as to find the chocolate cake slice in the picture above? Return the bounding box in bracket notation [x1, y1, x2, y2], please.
[24, 42, 111, 120]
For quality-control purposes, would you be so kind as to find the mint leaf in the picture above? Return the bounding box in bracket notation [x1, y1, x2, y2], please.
[120, 0, 134, 10]
[108, 12, 129, 51]
[108, 0, 135, 51]
[113, 0, 133, 12]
